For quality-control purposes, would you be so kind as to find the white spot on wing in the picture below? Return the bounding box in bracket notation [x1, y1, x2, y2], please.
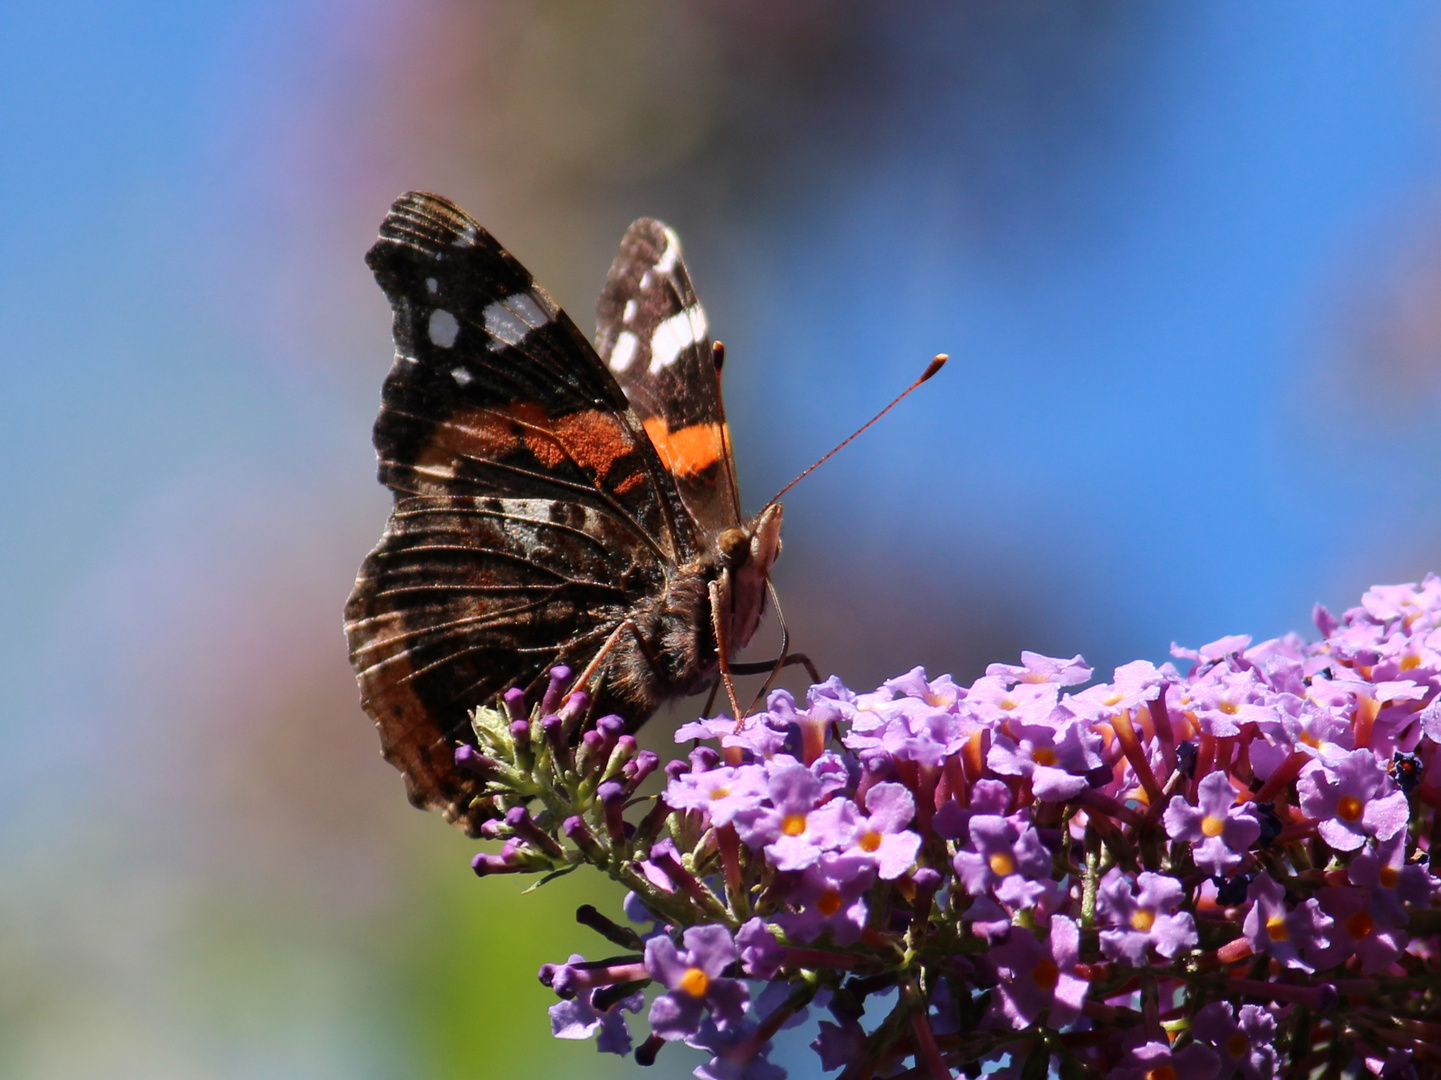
[428, 309, 460, 348]
[451, 366, 473, 386]
[648, 305, 707, 374]
[609, 330, 639, 372]
[452, 221, 477, 246]
[639, 271, 652, 290]
[622, 298, 637, 323]
[425, 277, 438, 295]
[482, 290, 553, 351]
[653, 226, 681, 274]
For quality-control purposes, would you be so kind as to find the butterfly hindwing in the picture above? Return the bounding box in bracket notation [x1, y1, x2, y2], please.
[596, 219, 741, 538]
[345, 193, 704, 833]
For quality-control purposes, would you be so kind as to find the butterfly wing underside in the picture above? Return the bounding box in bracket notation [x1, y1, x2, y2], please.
[596, 219, 742, 539]
[344, 192, 701, 834]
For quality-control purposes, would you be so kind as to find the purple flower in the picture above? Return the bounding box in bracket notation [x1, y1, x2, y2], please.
[839, 782, 921, 880]
[676, 713, 791, 759]
[548, 966, 645, 1056]
[966, 675, 1061, 728]
[1297, 749, 1409, 852]
[1163, 771, 1262, 875]
[687, 1017, 786, 1080]
[1348, 832, 1435, 927]
[1242, 872, 1333, 973]
[665, 764, 769, 827]
[774, 854, 874, 945]
[646, 925, 750, 1040]
[1096, 868, 1198, 964]
[986, 718, 1099, 800]
[1184, 666, 1276, 737]
[988, 916, 1088, 1028]
[1064, 659, 1167, 722]
[985, 651, 1092, 687]
[812, 1015, 866, 1071]
[1109, 1038, 1221, 1080]
[733, 760, 855, 871]
[1309, 885, 1405, 974]
[882, 665, 965, 706]
[952, 813, 1052, 908]
[1192, 1000, 1278, 1080]
[735, 918, 785, 979]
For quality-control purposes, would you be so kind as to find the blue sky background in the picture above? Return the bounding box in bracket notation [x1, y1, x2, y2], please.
[4, 3, 1441, 1078]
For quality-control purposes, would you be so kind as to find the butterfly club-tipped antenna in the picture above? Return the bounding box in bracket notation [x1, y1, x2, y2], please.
[727, 353, 949, 729]
[763, 352, 948, 514]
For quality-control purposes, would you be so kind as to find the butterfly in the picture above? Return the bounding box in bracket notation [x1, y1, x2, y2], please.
[344, 193, 782, 834]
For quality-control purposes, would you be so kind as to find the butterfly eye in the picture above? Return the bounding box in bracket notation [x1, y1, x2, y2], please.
[718, 527, 750, 569]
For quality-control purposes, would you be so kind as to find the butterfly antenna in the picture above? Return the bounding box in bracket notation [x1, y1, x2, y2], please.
[711, 341, 743, 521]
[762, 353, 947, 511]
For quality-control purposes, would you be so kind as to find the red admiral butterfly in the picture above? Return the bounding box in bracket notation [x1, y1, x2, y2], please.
[345, 193, 781, 834]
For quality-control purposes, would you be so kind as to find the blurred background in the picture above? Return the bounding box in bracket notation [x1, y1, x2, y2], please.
[4, 2, 1441, 1077]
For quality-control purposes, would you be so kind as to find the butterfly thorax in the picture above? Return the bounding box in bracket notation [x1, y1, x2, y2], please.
[606, 501, 781, 727]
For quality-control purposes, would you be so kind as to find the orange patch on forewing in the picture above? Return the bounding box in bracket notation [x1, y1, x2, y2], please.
[643, 417, 725, 478]
[506, 402, 636, 477]
[417, 406, 521, 470]
[509, 401, 566, 468]
[552, 409, 635, 476]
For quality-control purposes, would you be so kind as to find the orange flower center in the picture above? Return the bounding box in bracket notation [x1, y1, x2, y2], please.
[1380, 866, 1400, 889]
[1337, 796, 1363, 822]
[816, 889, 843, 917]
[1346, 909, 1374, 940]
[709, 785, 731, 800]
[859, 830, 882, 853]
[1030, 960, 1059, 990]
[1219, 700, 1239, 715]
[1226, 1033, 1249, 1059]
[1130, 909, 1156, 932]
[989, 852, 1016, 876]
[1200, 815, 1225, 837]
[679, 967, 710, 997]
[781, 813, 808, 836]
[1031, 747, 1058, 767]
[1266, 915, 1289, 942]
[998, 696, 1019, 711]
[1147, 1067, 1179, 1080]
[1401, 653, 1422, 671]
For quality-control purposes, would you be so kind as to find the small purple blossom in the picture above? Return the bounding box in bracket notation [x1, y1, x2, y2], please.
[1096, 868, 1198, 964]
[646, 925, 750, 1040]
[1110, 1038, 1221, 1080]
[547, 961, 645, 1056]
[1243, 872, 1333, 973]
[665, 764, 770, 827]
[988, 916, 1087, 1028]
[1298, 748, 1410, 852]
[986, 717, 1099, 799]
[1163, 771, 1262, 875]
[1191, 1000, 1278, 1080]
[952, 813, 1051, 907]
[735, 918, 784, 979]
[774, 854, 874, 945]
[839, 781, 921, 880]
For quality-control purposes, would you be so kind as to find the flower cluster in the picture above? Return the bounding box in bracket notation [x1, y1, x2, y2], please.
[462, 579, 1441, 1079]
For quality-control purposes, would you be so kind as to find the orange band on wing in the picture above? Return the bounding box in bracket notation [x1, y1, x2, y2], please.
[643, 417, 726, 478]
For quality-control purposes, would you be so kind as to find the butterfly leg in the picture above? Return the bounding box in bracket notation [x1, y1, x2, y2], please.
[565, 618, 645, 714]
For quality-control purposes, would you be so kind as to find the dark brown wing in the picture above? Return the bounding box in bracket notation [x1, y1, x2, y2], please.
[596, 219, 742, 538]
[345, 193, 703, 834]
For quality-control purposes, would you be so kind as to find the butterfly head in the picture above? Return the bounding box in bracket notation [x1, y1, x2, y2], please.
[717, 501, 783, 651]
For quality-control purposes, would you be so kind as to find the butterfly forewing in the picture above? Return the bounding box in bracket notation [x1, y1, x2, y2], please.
[345, 193, 705, 833]
[596, 219, 742, 538]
